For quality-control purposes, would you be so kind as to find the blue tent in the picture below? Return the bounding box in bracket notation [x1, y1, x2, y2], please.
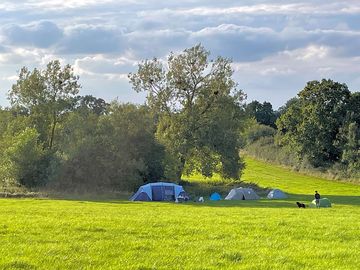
[210, 192, 222, 201]
[130, 182, 187, 202]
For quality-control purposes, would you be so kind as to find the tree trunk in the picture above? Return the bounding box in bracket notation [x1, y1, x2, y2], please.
[49, 114, 57, 149]
[176, 156, 186, 181]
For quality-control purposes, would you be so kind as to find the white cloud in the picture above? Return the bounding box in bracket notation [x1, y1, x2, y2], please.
[0, 2, 19, 12]
[260, 67, 295, 76]
[73, 54, 136, 80]
[193, 24, 274, 36]
[1, 75, 18, 81]
[284, 45, 331, 61]
[231, 44, 360, 106]
[0, 48, 43, 64]
[25, 0, 116, 10]
[138, 3, 360, 18]
[232, 45, 355, 76]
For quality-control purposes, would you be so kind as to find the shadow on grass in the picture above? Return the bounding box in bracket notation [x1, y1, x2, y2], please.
[66, 193, 359, 209]
[288, 194, 360, 206]
[182, 200, 297, 208]
[178, 194, 360, 208]
[53, 199, 295, 208]
[38, 190, 360, 208]
[23, 185, 359, 209]
[180, 179, 270, 198]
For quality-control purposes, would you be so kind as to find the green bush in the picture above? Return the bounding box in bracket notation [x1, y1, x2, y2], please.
[243, 123, 276, 145]
[49, 104, 165, 192]
[1, 128, 49, 187]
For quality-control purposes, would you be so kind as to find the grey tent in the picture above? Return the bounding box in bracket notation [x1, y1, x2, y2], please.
[309, 198, 332, 208]
[267, 189, 287, 199]
[225, 187, 260, 200]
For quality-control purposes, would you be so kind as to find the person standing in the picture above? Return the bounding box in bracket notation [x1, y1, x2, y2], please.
[315, 191, 321, 208]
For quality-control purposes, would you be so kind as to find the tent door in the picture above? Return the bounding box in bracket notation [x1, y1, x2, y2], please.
[151, 186, 163, 201]
[164, 186, 175, 201]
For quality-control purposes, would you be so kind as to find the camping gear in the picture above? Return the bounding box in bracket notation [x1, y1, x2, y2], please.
[310, 198, 332, 208]
[225, 187, 260, 200]
[176, 193, 189, 203]
[210, 192, 221, 201]
[130, 182, 187, 202]
[267, 189, 287, 199]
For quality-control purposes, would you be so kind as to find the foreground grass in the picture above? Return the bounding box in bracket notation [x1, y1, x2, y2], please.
[1, 199, 359, 270]
[0, 157, 359, 269]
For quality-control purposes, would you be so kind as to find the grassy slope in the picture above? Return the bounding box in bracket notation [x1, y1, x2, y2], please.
[242, 157, 360, 205]
[0, 157, 359, 269]
[243, 157, 360, 195]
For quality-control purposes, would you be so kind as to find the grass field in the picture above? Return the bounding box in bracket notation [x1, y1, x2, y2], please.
[0, 157, 359, 269]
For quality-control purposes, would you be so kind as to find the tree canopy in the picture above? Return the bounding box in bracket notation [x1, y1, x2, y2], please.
[245, 100, 278, 128]
[129, 44, 246, 179]
[277, 79, 352, 167]
[9, 60, 81, 149]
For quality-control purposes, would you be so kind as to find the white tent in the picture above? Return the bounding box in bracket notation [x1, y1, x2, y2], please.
[267, 189, 287, 199]
[225, 187, 260, 200]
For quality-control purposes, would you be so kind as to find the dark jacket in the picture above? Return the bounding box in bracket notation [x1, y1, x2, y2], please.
[315, 193, 320, 199]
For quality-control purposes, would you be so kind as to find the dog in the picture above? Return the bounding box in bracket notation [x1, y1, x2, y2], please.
[296, 202, 306, 208]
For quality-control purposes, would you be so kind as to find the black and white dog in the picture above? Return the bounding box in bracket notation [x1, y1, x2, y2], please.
[296, 202, 306, 208]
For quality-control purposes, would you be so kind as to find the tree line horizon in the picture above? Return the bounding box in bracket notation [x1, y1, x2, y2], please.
[0, 44, 359, 192]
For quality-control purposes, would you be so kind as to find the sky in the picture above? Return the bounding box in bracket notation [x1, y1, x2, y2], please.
[1, 1, 360, 109]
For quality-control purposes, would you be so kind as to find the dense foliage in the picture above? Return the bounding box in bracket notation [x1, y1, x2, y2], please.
[245, 79, 360, 180]
[244, 100, 278, 128]
[0, 46, 247, 192]
[0, 60, 166, 191]
[129, 44, 246, 180]
[1, 50, 360, 192]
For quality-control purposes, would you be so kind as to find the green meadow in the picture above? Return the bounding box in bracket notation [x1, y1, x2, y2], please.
[0, 157, 359, 270]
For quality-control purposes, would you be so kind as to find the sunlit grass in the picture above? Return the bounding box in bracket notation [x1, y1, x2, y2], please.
[242, 157, 360, 195]
[0, 157, 359, 269]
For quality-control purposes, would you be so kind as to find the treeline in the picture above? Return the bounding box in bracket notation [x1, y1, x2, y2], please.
[1, 45, 359, 193]
[244, 80, 360, 180]
[0, 45, 246, 192]
[0, 61, 165, 191]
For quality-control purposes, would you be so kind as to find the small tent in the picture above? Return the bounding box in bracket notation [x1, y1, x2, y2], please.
[130, 182, 187, 202]
[267, 189, 287, 199]
[225, 187, 260, 200]
[310, 198, 332, 208]
[210, 192, 221, 201]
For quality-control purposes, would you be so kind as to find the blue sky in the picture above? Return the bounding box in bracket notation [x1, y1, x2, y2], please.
[1, 0, 360, 108]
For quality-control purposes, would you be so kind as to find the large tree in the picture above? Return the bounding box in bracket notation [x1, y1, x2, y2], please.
[9, 60, 80, 149]
[129, 44, 245, 179]
[277, 79, 351, 167]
